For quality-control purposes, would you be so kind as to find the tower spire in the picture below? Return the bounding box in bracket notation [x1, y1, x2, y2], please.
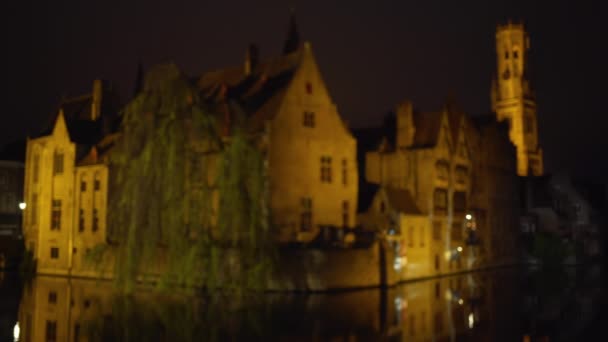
[282, 8, 300, 55]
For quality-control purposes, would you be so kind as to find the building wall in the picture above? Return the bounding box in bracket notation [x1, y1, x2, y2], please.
[24, 113, 76, 275]
[269, 44, 358, 242]
[0, 160, 24, 235]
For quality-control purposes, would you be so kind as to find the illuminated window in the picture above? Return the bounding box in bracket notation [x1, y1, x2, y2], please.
[320, 156, 332, 183]
[53, 151, 64, 175]
[51, 200, 61, 230]
[303, 111, 315, 127]
[300, 197, 312, 232]
[48, 291, 57, 304]
[78, 209, 85, 232]
[342, 200, 349, 227]
[46, 320, 57, 342]
[92, 209, 99, 232]
[50, 247, 59, 259]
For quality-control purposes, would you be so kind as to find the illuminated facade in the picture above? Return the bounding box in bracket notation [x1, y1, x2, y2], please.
[22, 80, 117, 277]
[491, 22, 543, 176]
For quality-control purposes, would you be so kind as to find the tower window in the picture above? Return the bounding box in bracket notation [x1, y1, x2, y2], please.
[46, 320, 57, 342]
[305, 82, 312, 94]
[80, 179, 87, 192]
[48, 291, 57, 304]
[303, 111, 315, 127]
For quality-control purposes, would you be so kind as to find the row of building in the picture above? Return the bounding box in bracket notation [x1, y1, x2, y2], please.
[12, 16, 556, 282]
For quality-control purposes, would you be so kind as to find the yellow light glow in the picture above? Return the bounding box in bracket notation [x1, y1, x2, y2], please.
[458, 299, 464, 305]
[457, 246, 463, 252]
[465, 214, 472, 220]
[18, 202, 26, 210]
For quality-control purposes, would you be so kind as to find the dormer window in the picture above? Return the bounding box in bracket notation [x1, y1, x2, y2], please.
[303, 111, 315, 127]
[306, 82, 312, 94]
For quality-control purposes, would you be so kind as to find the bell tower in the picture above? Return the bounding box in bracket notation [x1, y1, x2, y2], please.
[491, 22, 543, 176]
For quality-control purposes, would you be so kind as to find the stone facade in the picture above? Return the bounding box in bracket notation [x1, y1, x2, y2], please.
[491, 22, 543, 176]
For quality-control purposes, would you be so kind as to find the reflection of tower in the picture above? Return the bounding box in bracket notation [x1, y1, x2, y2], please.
[491, 22, 543, 176]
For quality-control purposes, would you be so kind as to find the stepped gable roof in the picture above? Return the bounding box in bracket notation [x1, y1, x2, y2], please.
[196, 48, 301, 132]
[383, 186, 422, 215]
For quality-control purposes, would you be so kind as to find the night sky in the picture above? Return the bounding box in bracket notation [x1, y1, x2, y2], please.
[3, 1, 606, 184]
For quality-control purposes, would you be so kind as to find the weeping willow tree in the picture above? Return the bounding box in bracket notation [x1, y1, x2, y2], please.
[106, 63, 275, 294]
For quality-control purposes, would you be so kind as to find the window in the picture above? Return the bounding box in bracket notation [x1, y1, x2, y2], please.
[300, 197, 312, 232]
[455, 166, 468, 185]
[435, 282, 440, 298]
[50, 247, 59, 259]
[513, 50, 519, 59]
[78, 209, 85, 232]
[420, 225, 425, 247]
[380, 201, 385, 213]
[410, 314, 416, 336]
[46, 320, 57, 342]
[53, 151, 64, 175]
[453, 192, 467, 214]
[433, 221, 442, 241]
[92, 208, 99, 232]
[320, 156, 332, 183]
[408, 226, 414, 247]
[80, 179, 87, 192]
[435, 161, 449, 181]
[433, 188, 447, 213]
[342, 201, 349, 227]
[33, 154, 40, 183]
[31, 193, 38, 224]
[342, 159, 347, 186]
[74, 324, 81, 342]
[48, 291, 57, 304]
[303, 111, 315, 127]
[51, 199, 61, 230]
[452, 222, 462, 240]
[504, 51, 509, 59]
[305, 82, 312, 94]
[94, 173, 101, 191]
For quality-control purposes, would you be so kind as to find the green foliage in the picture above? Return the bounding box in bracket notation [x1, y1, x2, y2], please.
[106, 63, 274, 294]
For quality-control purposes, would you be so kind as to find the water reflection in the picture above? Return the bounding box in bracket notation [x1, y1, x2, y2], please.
[6, 265, 604, 341]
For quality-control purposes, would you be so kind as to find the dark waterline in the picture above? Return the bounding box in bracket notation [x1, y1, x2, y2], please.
[0, 265, 605, 341]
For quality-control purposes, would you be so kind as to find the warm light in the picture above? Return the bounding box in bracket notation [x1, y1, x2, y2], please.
[18, 202, 26, 210]
[465, 214, 472, 220]
[468, 313, 475, 329]
[457, 246, 463, 253]
[13, 322, 19, 341]
[393, 257, 402, 271]
[458, 298, 464, 305]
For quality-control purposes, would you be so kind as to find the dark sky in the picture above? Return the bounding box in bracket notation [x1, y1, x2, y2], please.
[3, 1, 606, 183]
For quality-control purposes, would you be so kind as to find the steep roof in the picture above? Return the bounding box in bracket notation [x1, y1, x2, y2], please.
[196, 47, 302, 132]
[411, 111, 443, 148]
[383, 187, 422, 215]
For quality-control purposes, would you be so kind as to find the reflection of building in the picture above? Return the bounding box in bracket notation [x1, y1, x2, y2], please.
[491, 22, 543, 176]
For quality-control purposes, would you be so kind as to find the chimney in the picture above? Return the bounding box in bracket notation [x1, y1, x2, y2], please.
[244, 44, 259, 76]
[396, 100, 415, 149]
[91, 79, 103, 120]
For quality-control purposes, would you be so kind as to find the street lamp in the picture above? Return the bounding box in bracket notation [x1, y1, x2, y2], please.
[18, 202, 26, 210]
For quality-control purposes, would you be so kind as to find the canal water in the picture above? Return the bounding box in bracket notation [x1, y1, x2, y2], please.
[0, 265, 605, 341]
